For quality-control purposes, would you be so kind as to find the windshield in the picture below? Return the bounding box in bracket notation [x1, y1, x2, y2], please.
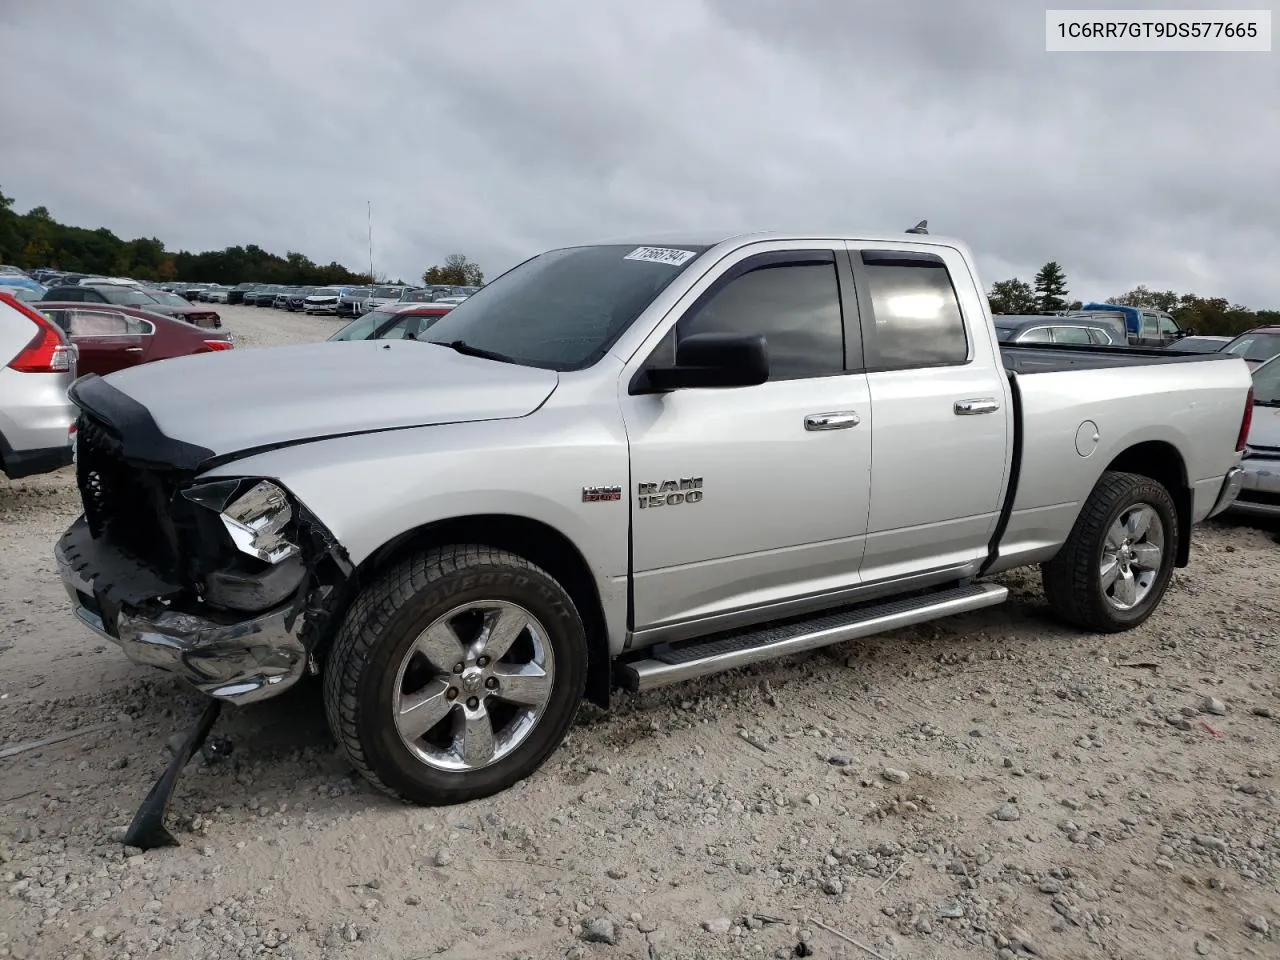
[372, 286, 401, 298]
[1254, 357, 1280, 405]
[328, 311, 398, 341]
[422, 243, 710, 370]
[994, 324, 1016, 342]
[1224, 332, 1280, 363]
[345, 287, 371, 298]
[311, 288, 341, 297]
[148, 291, 189, 306]
[400, 289, 432, 301]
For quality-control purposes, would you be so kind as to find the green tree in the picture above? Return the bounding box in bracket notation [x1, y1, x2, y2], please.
[422, 253, 484, 287]
[1106, 285, 1180, 313]
[987, 278, 1037, 314]
[1033, 261, 1069, 313]
[0, 191, 373, 284]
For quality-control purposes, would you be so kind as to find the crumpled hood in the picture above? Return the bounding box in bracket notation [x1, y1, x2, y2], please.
[84, 339, 558, 459]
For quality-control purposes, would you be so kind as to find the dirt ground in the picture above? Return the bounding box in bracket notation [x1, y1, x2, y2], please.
[1, 304, 1277, 960]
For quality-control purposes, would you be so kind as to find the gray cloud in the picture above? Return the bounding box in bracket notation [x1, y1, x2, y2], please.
[1, 0, 1275, 304]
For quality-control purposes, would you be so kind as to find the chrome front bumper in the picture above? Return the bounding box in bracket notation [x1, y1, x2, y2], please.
[55, 519, 308, 706]
[1228, 457, 1280, 518]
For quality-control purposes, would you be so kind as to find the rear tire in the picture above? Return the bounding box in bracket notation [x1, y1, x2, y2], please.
[322, 545, 588, 805]
[1041, 471, 1178, 633]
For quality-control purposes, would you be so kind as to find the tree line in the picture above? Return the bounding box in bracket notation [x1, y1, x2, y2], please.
[0, 189, 485, 290]
[987, 260, 1279, 337]
[5, 191, 1272, 333]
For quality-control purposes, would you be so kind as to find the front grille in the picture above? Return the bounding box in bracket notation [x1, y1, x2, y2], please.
[77, 414, 183, 575]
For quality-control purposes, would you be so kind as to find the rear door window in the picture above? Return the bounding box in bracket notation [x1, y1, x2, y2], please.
[857, 251, 968, 370]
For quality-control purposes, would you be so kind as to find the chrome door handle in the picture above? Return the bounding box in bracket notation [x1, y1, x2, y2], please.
[954, 398, 1000, 415]
[124, 347, 144, 353]
[805, 411, 861, 431]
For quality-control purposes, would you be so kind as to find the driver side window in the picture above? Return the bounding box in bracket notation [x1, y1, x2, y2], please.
[656, 257, 845, 381]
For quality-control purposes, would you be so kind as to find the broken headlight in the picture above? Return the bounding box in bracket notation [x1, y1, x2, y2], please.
[181, 479, 300, 565]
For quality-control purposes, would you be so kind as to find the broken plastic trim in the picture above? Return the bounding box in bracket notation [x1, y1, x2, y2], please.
[123, 698, 223, 850]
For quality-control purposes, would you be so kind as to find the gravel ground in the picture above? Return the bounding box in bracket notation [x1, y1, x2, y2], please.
[1, 304, 1278, 960]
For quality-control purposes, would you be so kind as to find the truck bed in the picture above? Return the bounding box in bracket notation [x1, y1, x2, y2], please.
[1000, 343, 1240, 375]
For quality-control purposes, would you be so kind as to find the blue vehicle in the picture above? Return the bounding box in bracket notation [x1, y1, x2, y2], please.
[1072, 303, 1187, 347]
[0, 276, 47, 302]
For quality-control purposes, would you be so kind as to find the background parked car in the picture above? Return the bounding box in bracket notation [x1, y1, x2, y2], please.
[304, 286, 346, 314]
[1071, 303, 1188, 347]
[227, 282, 260, 305]
[327, 303, 455, 341]
[285, 286, 316, 311]
[0, 292, 77, 479]
[361, 284, 412, 313]
[40, 283, 222, 329]
[993, 315, 1123, 346]
[1219, 326, 1280, 370]
[1168, 335, 1231, 353]
[1229, 353, 1280, 520]
[36, 302, 233, 377]
[2, 286, 44, 304]
[201, 285, 232, 303]
[337, 286, 372, 318]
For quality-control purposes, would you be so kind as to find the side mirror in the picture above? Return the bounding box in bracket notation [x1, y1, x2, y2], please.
[635, 333, 769, 393]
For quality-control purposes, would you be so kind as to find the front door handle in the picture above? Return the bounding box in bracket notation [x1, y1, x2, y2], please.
[124, 347, 144, 353]
[805, 411, 861, 431]
[954, 398, 1000, 415]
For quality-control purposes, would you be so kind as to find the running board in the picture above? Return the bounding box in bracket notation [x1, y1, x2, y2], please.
[619, 582, 1008, 692]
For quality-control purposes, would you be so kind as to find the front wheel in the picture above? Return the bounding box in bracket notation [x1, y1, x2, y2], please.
[1041, 470, 1179, 633]
[322, 545, 588, 805]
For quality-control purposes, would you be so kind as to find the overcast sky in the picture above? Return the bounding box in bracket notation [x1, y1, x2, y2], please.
[2, 0, 1276, 305]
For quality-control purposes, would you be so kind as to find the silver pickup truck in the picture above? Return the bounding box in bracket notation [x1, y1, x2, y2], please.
[55, 231, 1253, 816]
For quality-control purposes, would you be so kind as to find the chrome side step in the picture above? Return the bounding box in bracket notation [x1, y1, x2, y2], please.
[618, 582, 1008, 692]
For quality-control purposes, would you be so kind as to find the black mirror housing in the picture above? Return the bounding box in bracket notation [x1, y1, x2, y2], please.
[635, 333, 769, 393]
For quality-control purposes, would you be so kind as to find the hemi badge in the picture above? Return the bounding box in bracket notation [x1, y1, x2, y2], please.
[582, 486, 622, 503]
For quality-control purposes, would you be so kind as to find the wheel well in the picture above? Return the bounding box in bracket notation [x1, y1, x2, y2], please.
[344, 515, 611, 709]
[1104, 441, 1192, 567]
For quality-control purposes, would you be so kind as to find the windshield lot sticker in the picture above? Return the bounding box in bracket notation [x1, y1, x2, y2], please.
[624, 246, 697, 267]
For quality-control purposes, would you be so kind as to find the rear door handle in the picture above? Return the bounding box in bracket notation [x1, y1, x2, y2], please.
[954, 398, 1000, 415]
[124, 347, 144, 353]
[805, 411, 861, 431]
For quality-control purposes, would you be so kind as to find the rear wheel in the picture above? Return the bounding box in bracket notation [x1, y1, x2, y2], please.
[323, 545, 588, 804]
[1041, 471, 1178, 633]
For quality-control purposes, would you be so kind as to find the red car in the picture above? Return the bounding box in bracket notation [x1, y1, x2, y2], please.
[36, 302, 233, 377]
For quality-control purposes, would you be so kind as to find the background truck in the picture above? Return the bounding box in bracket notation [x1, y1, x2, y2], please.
[1071, 302, 1188, 348]
[55, 230, 1253, 821]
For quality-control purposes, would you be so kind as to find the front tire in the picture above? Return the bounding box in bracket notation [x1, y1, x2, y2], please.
[1041, 470, 1178, 633]
[322, 545, 588, 805]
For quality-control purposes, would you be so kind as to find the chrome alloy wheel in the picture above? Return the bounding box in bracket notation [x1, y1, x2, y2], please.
[391, 600, 555, 772]
[1100, 504, 1165, 611]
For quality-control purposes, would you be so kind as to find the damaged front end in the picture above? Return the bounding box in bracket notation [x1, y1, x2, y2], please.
[52, 376, 354, 850]
[54, 382, 351, 707]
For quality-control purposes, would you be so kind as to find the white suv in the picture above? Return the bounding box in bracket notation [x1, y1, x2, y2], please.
[0, 293, 78, 479]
